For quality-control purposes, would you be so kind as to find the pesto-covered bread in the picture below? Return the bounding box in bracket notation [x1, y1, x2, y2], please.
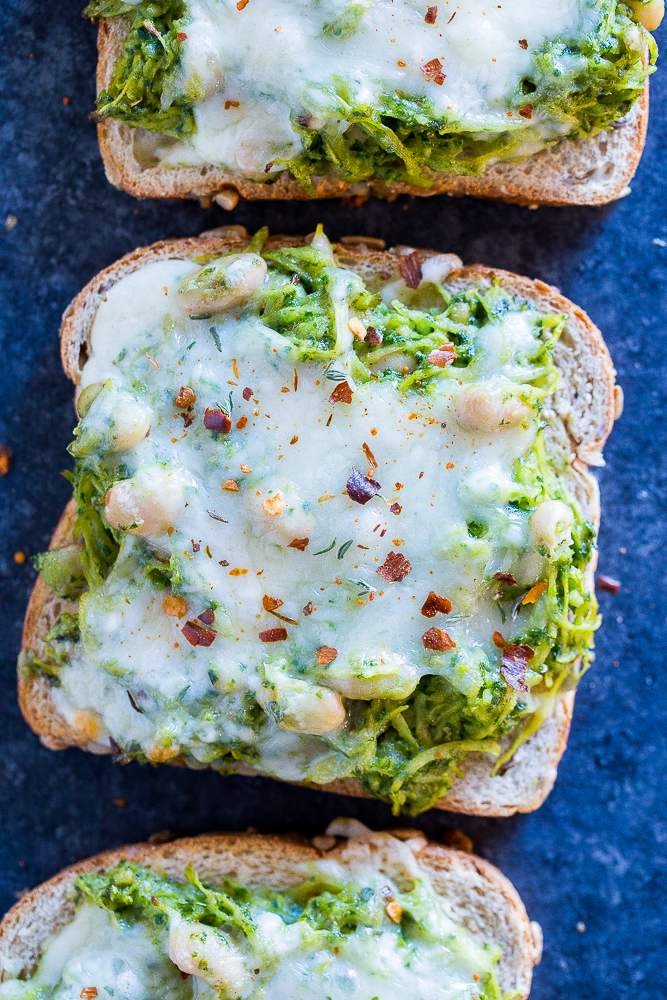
[85, 0, 661, 206]
[0, 822, 541, 1000]
[20, 227, 619, 816]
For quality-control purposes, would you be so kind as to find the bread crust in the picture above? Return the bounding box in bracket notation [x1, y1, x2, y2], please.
[95, 16, 649, 208]
[21, 231, 618, 815]
[0, 829, 540, 997]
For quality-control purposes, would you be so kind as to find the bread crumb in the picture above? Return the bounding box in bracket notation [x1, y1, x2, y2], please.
[576, 921, 586, 933]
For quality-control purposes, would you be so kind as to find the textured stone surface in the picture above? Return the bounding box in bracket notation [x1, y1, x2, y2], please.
[1, 4, 666, 997]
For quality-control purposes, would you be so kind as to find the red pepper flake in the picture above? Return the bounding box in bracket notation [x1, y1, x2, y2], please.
[145, 352, 159, 369]
[421, 591, 453, 618]
[191, 539, 200, 553]
[225, 99, 240, 110]
[182, 620, 216, 647]
[242, 387, 253, 401]
[236, 416, 247, 429]
[204, 407, 232, 433]
[422, 627, 456, 652]
[447, 11, 456, 23]
[326, 414, 333, 427]
[390, 502, 402, 515]
[421, 58, 446, 85]
[377, 551, 412, 583]
[175, 385, 195, 408]
[222, 480, 239, 491]
[329, 381, 353, 405]
[259, 627, 288, 642]
[302, 602, 314, 617]
[519, 104, 533, 119]
[397, 251, 423, 289]
[288, 537, 310, 551]
[425, 6, 437, 23]
[290, 436, 298, 444]
[229, 568, 248, 576]
[522, 580, 547, 605]
[380, 528, 386, 537]
[219, 559, 229, 567]
[395, 482, 404, 490]
[80, 990, 98, 1000]
[362, 442, 378, 470]
[315, 645, 338, 665]
[198, 609, 215, 625]
[597, 574, 621, 594]
[366, 325, 383, 346]
[518, 38, 528, 49]
[419, 471, 424, 479]
[446, 462, 454, 470]
[492, 632, 534, 692]
[347, 467, 381, 505]
[237, 0, 249, 8]
[493, 572, 517, 586]
[0, 445, 13, 476]
[262, 595, 284, 611]
[397, 59, 407, 67]
[427, 343, 457, 368]
[177, 31, 188, 41]
[294, 368, 299, 391]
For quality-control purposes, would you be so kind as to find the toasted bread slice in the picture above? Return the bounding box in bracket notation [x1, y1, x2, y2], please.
[19, 230, 619, 816]
[95, 16, 649, 209]
[0, 825, 541, 997]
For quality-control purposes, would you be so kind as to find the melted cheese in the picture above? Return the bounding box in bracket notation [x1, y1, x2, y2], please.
[49, 252, 557, 780]
[0, 834, 504, 1000]
[155, 0, 600, 173]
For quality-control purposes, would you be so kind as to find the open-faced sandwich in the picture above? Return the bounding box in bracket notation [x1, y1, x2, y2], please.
[84, 0, 662, 207]
[0, 821, 542, 1000]
[20, 226, 619, 816]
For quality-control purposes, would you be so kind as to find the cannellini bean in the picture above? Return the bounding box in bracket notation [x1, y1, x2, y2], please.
[630, 0, 663, 30]
[107, 399, 152, 452]
[530, 500, 574, 553]
[177, 253, 267, 315]
[256, 667, 345, 736]
[453, 383, 535, 432]
[319, 654, 420, 700]
[168, 919, 251, 993]
[104, 465, 185, 536]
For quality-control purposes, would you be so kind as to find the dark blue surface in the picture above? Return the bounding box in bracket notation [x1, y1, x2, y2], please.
[1, 4, 666, 997]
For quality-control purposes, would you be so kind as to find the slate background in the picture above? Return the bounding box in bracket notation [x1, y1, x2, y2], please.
[1, 3, 666, 997]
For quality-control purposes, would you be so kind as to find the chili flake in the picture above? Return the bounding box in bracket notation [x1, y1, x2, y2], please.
[242, 387, 253, 400]
[198, 609, 215, 625]
[163, 594, 187, 618]
[597, 574, 621, 594]
[366, 326, 383, 346]
[259, 628, 288, 642]
[390, 503, 402, 515]
[288, 537, 310, 551]
[315, 645, 338, 665]
[263, 595, 284, 611]
[377, 551, 412, 583]
[347, 467, 381, 504]
[519, 104, 533, 119]
[422, 627, 456, 651]
[262, 494, 284, 516]
[182, 620, 216, 647]
[427, 344, 457, 368]
[397, 251, 423, 289]
[493, 571, 517, 586]
[522, 580, 547, 604]
[362, 442, 378, 470]
[222, 480, 239, 491]
[329, 381, 353, 405]
[420, 591, 453, 617]
[421, 58, 446, 85]
[204, 407, 232, 434]
[175, 386, 195, 408]
[302, 602, 314, 616]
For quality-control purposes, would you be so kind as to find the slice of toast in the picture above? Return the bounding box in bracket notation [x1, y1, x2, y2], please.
[95, 16, 649, 208]
[0, 825, 542, 997]
[19, 229, 620, 816]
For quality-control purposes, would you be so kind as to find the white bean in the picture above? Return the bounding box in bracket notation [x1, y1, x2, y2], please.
[104, 465, 185, 536]
[177, 253, 267, 315]
[319, 654, 420, 700]
[630, 0, 663, 30]
[107, 400, 152, 452]
[453, 383, 534, 432]
[530, 500, 574, 554]
[168, 919, 250, 993]
[257, 666, 345, 735]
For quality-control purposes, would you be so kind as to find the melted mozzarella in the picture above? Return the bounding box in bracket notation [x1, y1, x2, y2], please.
[52, 255, 551, 778]
[158, 0, 600, 172]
